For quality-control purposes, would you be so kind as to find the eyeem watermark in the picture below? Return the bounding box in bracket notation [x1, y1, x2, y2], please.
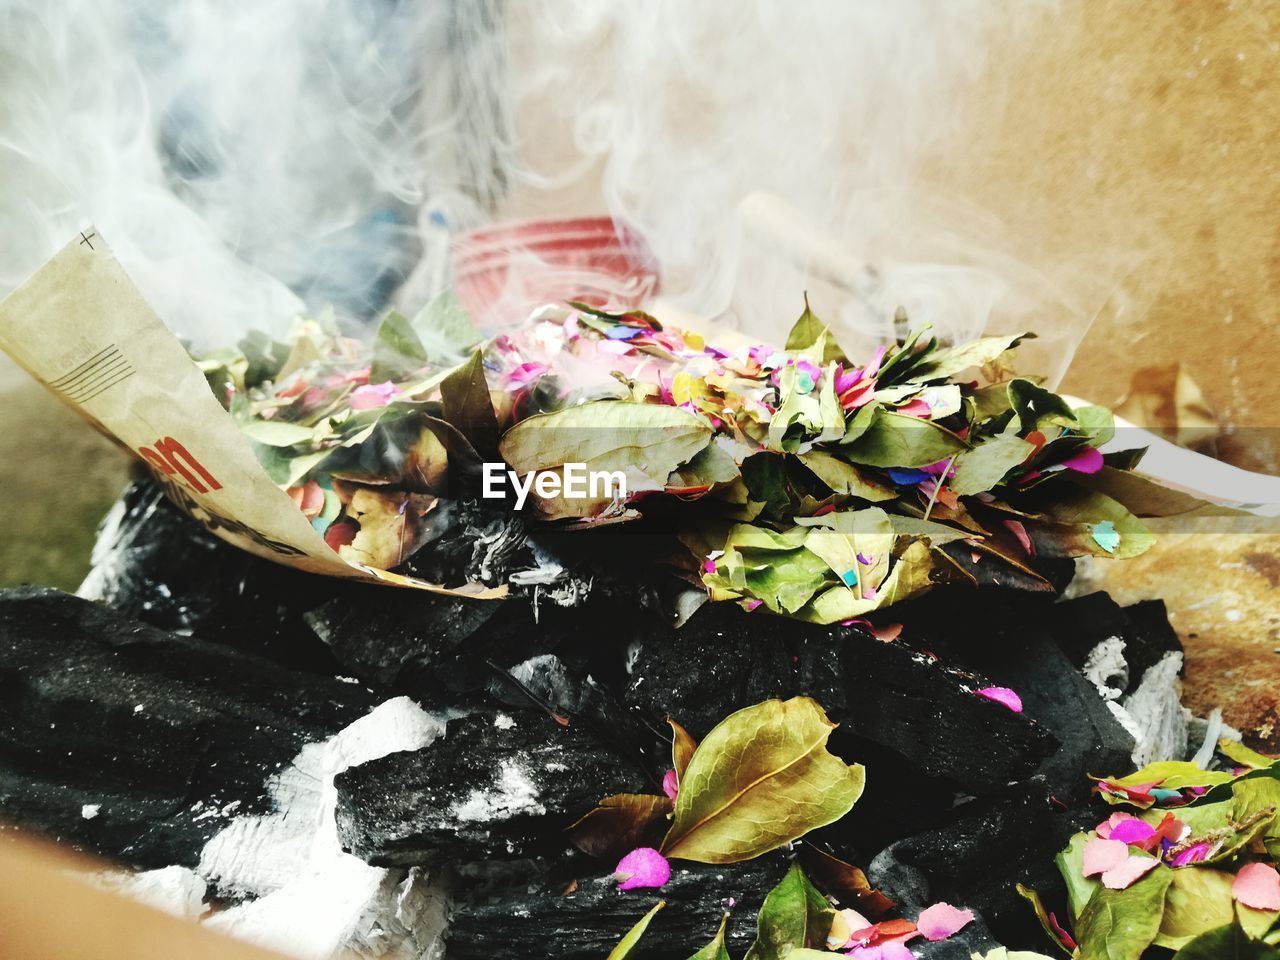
[482, 462, 628, 510]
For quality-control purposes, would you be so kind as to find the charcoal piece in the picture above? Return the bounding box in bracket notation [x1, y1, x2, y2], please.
[921, 625, 1135, 803]
[447, 857, 788, 960]
[335, 710, 646, 865]
[303, 588, 501, 687]
[0, 587, 379, 868]
[1042, 592, 1134, 670]
[78, 479, 340, 671]
[623, 604, 1056, 794]
[867, 777, 1092, 950]
[1120, 599, 1183, 686]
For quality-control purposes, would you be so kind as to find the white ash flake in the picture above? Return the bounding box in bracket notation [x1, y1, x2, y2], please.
[81, 804, 100, 820]
[1083, 636, 1129, 701]
[451, 758, 547, 823]
[493, 713, 516, 730]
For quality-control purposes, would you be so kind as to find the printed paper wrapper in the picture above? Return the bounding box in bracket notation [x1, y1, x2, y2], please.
[0, 231, 504, 599]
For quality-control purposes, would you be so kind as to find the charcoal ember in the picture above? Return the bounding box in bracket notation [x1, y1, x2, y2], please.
[78, 479, 340, 671]
[0, 587, 379, 868]
[919, 624, 1135, 804]
[335, 709, 646, 865]
[447, 857, 788, 960]
[867, 777, 1091, 950]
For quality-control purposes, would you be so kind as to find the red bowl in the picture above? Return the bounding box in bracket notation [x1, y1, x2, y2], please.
[451, 217, 660, 328]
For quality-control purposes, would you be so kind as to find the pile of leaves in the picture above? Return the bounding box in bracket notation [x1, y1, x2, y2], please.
[1022, 740, 1280, 959]
[196, 293, 1206, 622]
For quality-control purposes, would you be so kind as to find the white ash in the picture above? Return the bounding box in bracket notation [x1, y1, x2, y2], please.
[196, 696, 452, 959]
[80, 803, 100, 820]
[95, 865, 208, 920]
[1082, 636, 1128, 701]
[450, 758, 546, 823]
[1119, 652, 1187, 767]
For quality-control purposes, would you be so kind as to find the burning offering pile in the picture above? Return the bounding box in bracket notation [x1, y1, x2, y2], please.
[0, 235, 1276, 960]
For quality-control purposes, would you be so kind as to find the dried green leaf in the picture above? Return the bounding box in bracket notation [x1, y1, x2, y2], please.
[669, 442, 741, 491]
[607, 901, 666, 960]
[912, 331, 1032, 382]
[499, 400, 712, 487]
[839, 409, 967, 468]
[1155, 867, 1239, 950]
[337, 489, 438, 569]
[1170, 924, 1279, 960]
[660, 697, 865, 863]
[565, 793, 672, 862]
[237, 419, 317, 447]
[669, 718, 699, 783]
[369, 310, 431, 384]
[1009, 379, 1078, 433]
[743, 863, 835, 960]
[687, 914, 731, 960]
[949, 431, 1034, 496]
[440, 348, 499, 455]
[784, 295, 848, 364]
[798, 451, 896, 502]
[798, 843, 895, 918]
[1074, 866, 1173, 960]
[1016, 883, 1074, 956]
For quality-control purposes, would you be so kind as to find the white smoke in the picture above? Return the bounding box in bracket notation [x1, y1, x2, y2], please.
[0, 0, 1097, 381]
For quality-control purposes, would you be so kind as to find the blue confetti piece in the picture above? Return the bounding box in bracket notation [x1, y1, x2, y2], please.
[887, 467, 930, 486]
[606, 325, 644, 340]
[311, 516, 331, 533]
[840, 568, 859, 588]
[1091, 520, 1121, 553]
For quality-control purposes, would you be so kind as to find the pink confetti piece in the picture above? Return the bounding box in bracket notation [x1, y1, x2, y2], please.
[1108, 819, 1158, 846]
[1233, 862, 1280, 911]
[856, 553, 874, 564]
[976, 686, 1023, 712]
[661, 769, 679, 800]
[349, 381, 399, 410]
[1100, 854, 1159, 890]
[1082, 837, 1129, 878]
[1170, 841, 1213, 866]
[896, 398, 932, 418]
[916, 902, 975, 941]
[1061, 446, 1104, 474]
[847, 944, 913, 960]
[1003, 519, 1034, 555]
[614, 847, 671, 891]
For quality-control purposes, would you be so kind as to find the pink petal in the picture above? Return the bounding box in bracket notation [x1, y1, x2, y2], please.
[976, 686, 1023, 713]
[1082, 837, 1129, 878]
[916, 902, 975, 941]
[1061, 447, 1104, 474]
[614, 847, 670, 891]
[349, 381, 399, 410]
[1002, 519, 1034, 555]
[1096, 812, 1137, 839]
[661, 769, 679, 800]
[1233, 862, 1280, 911]
[897, 399, 932, 418]
[1102, 854, 1159, 890]
[847, 945, 914, 960]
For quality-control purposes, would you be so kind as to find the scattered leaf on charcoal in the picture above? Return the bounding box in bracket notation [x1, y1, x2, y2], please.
[743, 863, 835, 960]
[615, 846, 672, 890]
[1016, 883, 1076, 955]
[660, 697, 865, 863]
[566, 794, 673, 862]
[606, 901, 666, 960]
[500, 400, 712, 487]
[687, 914, 732, 960]
[798, 844, 896, 918]
[839, 409, 967, 468]
[440, 348, 500, 455]
[948, 431, 1034, 495]
[669, 717, 699, 783]
[1073, 865, 1172, 960]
